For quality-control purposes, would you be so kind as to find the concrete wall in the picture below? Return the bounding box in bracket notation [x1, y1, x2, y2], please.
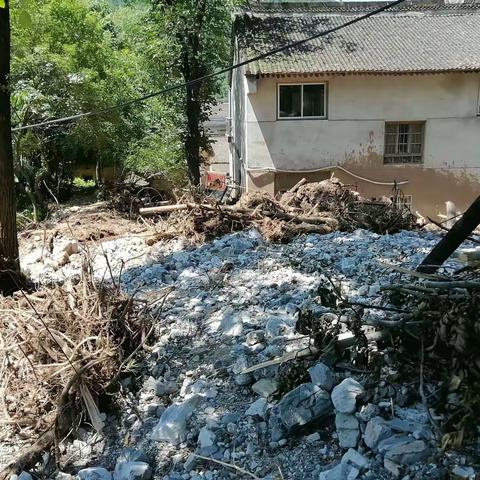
[241, 72, 480, 218]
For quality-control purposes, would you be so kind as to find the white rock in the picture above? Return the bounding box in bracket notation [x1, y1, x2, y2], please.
[331, 378, 365, 414]
[308, 363, 334, 391]
[113, 462, 152, 480]
[319, 464, 343, 480]
[78, 468, 112, 480]
[151, 396, 199, 445]
[384, 458, 401, 478]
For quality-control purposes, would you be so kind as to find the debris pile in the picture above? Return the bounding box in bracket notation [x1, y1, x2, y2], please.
[0, 269, 150, 480]
[140, 179, 417, 243]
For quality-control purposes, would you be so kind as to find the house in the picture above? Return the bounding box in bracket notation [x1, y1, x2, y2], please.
[229, 0, 480, 218]
[205, 102, 230, 175]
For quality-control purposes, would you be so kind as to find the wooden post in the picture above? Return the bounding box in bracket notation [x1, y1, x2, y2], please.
[417, 196, 480, 273]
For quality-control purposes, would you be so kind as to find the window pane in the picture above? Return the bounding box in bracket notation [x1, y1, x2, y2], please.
[279, 85, 302, 117]
[303, 84, 325, 117]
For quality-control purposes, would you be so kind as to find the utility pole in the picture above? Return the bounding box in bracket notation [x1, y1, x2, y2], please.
[0, 0, 20, 294]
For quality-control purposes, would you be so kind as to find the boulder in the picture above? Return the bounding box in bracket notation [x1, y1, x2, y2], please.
[379, 435, 430, 465]
[272, 383, 332, 433]
[331, 378, 365, 414]
[336, 413, 360, 449]
[364, 417, 393, 450]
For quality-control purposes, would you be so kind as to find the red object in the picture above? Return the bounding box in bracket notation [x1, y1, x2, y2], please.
[205, 171, 227, 191]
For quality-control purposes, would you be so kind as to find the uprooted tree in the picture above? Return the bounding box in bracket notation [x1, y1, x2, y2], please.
[0, 0, 20, 295]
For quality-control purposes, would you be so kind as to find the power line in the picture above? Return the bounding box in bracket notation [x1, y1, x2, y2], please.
[12, 0, 407, 132]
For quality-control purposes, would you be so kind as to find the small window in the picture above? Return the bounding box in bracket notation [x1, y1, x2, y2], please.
[278, 83, 326, 118]
[384, 122, 424, 164]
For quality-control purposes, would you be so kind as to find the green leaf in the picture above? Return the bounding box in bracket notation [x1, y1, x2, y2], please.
[0, 0, 5, 9]
[18, 9, 33, 29]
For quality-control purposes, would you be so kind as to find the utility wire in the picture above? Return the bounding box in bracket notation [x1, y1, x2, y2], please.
[12, 0, 407, 132]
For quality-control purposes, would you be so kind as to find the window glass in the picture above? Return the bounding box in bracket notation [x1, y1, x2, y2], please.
[279, 85, 302, 117]
[303, 84, 325, 117]
[384, 122, 424, 164]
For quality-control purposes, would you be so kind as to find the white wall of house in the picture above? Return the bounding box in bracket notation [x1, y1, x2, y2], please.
[238, 72, 480, 217]
[245, 72, 480, 171]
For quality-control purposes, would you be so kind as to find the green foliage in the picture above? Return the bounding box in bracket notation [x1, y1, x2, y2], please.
[9, 0, 237, 215]
[72, 177, 96, 189]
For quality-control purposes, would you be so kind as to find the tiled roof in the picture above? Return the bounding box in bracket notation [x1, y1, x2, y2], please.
[236, 3, 480, 75]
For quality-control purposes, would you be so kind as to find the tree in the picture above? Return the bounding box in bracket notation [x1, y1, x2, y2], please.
[0, 0, 20, 295]
[149, 0, 233, 185]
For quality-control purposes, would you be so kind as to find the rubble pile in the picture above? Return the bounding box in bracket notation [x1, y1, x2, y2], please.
[3, 194, 480, 480]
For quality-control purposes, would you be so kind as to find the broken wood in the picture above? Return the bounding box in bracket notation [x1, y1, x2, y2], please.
[418, 196, 480, 273]
[427, 216, 480, 245]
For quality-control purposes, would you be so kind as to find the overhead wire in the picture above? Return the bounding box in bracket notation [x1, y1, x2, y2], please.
[12, 0, 408, 132]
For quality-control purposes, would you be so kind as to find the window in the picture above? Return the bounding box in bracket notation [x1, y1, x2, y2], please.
[384, 122, 424, 164]
[278, 83, 326, 118]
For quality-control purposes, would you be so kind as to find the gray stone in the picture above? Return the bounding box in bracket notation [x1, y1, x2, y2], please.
[386, 417, 433, 441]
[319, 464, 343, 480]
[274, 383, 332, 431]
[113, 462, 152, 480]
[245, 330, 264, 346]
[308, 363, 334, 391]
[198, 428, 216, 449]
[155, 381, 178, 396]
[383, 458, 401, 478]
[252, 378, 278, 398]
[336, 413, 360, 448]
[15, 474, 33, 480]
[341, 449, 369, 471]
[383, 437, 430, 465]
[338, 428, 360, 449]
[78, 468, 112, 480]
[151, 396, 199, 445]
[358, 403, 379, 423]
[364, 417, 393, 450]
[452, 466, 476, 479]
[331, 378, 365, 414]
[245, 398, 268, 418]
[306, 432, 321, 443]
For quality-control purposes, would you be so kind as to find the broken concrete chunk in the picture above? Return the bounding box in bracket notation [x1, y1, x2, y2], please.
[275, 382, 332, 431]
[364, 416, 393, 450]
[308, 362, 334, 391]
[78, 468, 112, 480]
[358, 403, 379, 423]
[252, 378, 278, 398]
[151, 396, 199, 445]
[331, 378, 365, 414]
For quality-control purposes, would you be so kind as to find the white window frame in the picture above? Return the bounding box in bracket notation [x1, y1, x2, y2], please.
[277, 83, 327, 120]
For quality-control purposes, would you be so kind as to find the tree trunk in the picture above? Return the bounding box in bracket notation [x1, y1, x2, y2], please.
[184, 82, 202, 185]
[0, 0, 20, 294]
